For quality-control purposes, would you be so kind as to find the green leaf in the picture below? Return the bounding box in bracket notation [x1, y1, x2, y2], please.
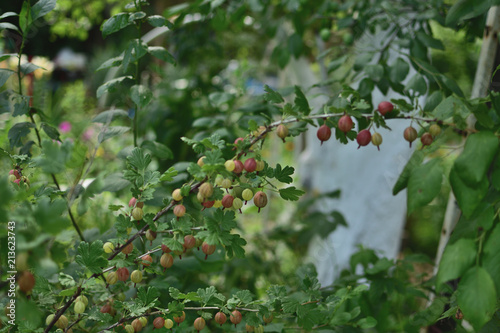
[446, 0, 499, 26]
[389, 58, 409, 83]
[0, 68, 15, 88]
[163, 237, 183, 253]
[405, 73, 427, 95]
[130, 85, 153, 108]
[96, 76, 133, 98]
[423, 91, 444, 112]
[439, 75, 464, 97]
[40, 123, 60, 141]
[127, 147, 151, 172]
[432, 95, 469, 120]
[483, 223, 500, 293]
[101, 13, 132, 38]
[96, 56, 123, 71]
[122, 39, 148, 70]
[449, 165, 488, 218]
[33, 197, 68, 234]
[13, 94, 29, 117]
[137, 286, 160, 306]
[436, 238, 476, 288]
[457, 267, 497, 331]
[287, 33, 303, 58]
[453, 132, 498, 186]
[147, 15, 173, 28]
[279, 186, 305, 201]
[97, 126, 130, 143]
[31, 0, 56, 22]
[8, 122, 35, 149]
[148, 46, 176, 65]
[75, 241, 108, 274]
[128, 11, 146, 22]
[274, 164, 294, 183]
[19, 1, 31, 33]
[364, 64, 384, 82]
[92, 109, 129, 123]
[159, 167, 177, 182]
[21, 62, 44, 75]
[263, 85, 284, 104]
[416, 31, 444, 50]
[294, 85, 310, 115]
[0, 12, 18, 20]
[141, 140, 173, 160]
[393, 150, 424, 195]
[407, 159, 443, 214]
[357, 316, 377, 329]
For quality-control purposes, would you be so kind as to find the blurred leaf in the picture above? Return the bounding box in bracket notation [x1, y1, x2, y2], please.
[147, 15, 173, 28]
[446, 0, 500, 26]
[453, 132, 498, 186]
[405, 73, 427, 95]
[98, 126, 130, 143]
[40, 123, 60, 141]
[436, 239, 476, 288]
[160, 167, 178, 182]
[263, 85, 284, 104]
[364, 64, 384, 81]
[432, 95, 469, 120]
[449, 166, 488, 218]
[294, 85, 310, 115]
[389, 58, 409, 83]
[20, 62, 44, 75]
[34, 197, 68, 234]
[92, 109, 129, 123]
[96, 56, 123, 71]
[423, 91, 444, 112]
[416, 31, 444, 50]
[457, 267, 497, 331]
[141, 140, 173, 160]
[0, 68, 15, 88]
[393, 150, 424, 195]
[407, 159, 443, 214]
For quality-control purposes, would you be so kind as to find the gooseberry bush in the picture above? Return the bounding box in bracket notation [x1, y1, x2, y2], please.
[1, 0, 500, 332]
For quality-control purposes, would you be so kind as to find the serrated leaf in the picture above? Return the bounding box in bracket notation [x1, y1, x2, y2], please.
[137, 286, 159, 306]
[101, 13, 131, 38]
[407, 159, 443, 214]
[457, 267, 497, 331]
[187, 162, 205, 180]
[163, 237, 183, 252]
[274, 164, 294, 183]
[75, 241, 107, 274]
[159, 167, 178, 182]
[436, 238, 476, 288]
[263, 85, 284, 104]
[294, 85, 310, 115]
[279, 186, 305, 201]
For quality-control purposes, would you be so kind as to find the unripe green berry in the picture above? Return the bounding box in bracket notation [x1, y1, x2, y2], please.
[429, 124, 441, 136]
[131, 270, 143, 284]
[221, 178, 232, 189]
[139, 317, 148, 327]
[172, 188, 183, 201]
[233, 197, 243, 212]
[371, 132, 383, 150]
[56, 315, 69, 329]
[164, 318, 174, 329]
[225, 160, 235, 172]
[276, 124, 289, 141]
[76, 295, 88, 306]
[214, 174, 224, 186]
[255, 160, 265, 172]
[46, 314, 55, 326]
[125, 324, 135, 333]
[74, 300, 86, 314]
[145, 230, 157, 243]
[242, 189, 254, 201]
[132, 207, 144, 221]
[106, 271, 118, 285]
[197, 156, 206, 167]
[103, 242, 114, 253]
